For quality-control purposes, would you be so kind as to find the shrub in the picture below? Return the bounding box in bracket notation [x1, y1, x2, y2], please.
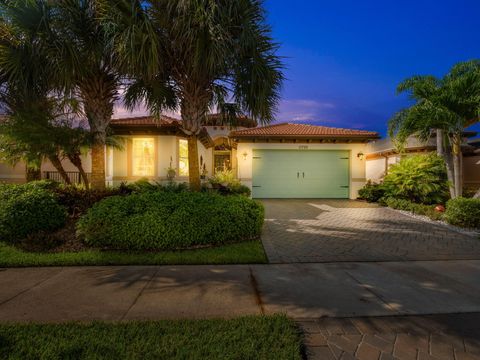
[384, 197, 443, 221]
[0, 183, 67, 242]
[208, 170, 250, 196]
[382, 154, 449, 204]
[445, 198, 480, 228]
[53, 185, 133, 216]
[358, 181, 385, 202]
[77, 192, 264, 250]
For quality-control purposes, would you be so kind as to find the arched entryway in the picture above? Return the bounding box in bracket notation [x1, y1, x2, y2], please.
[213, 137, 237, 173]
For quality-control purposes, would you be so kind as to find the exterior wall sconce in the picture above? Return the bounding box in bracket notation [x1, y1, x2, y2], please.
[357, 152, 364, 160]
[242, 152, 248, 160]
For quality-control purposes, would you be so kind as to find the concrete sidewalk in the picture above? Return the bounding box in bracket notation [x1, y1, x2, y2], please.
[1, 260, 480, 322]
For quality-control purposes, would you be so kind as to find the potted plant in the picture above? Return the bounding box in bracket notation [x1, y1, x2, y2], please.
[166, 156, 176, 181]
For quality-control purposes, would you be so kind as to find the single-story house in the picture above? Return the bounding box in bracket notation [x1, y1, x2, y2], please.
[1, 115, 479, 198]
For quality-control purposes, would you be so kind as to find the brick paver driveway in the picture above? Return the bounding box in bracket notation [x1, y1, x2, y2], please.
[261, 199, 480, 263]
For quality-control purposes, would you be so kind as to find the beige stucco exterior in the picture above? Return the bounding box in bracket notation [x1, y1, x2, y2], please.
[236, 142, 368, 199]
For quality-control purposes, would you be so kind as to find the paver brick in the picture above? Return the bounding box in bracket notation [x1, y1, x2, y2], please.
[261, 200, 480, 263]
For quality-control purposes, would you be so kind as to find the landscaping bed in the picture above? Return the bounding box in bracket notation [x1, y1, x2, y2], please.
[358, 154, 480, 232]
[0, 180, 267, 266]
[0, 315, 303, 360]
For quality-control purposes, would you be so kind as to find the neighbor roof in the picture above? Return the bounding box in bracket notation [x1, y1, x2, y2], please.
[230, 123, 379, 139]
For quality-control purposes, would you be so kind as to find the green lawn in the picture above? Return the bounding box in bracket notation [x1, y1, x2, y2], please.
[0, 316, 302, 360]
[0, 241, 267, 267]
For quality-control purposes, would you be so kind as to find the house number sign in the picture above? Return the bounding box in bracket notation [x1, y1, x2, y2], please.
[298, 145, 309, 150]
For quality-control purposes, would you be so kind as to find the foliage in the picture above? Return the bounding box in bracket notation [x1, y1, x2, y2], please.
[208, 170, 251, 196]
[0, 241, 267, 267]
[445, 198, 480, 228]
[125, 179, 189, 194]
[0, 183, 67, 242]
[384, 198, 444, 221]
[358, 181, 386, 202]
[53, 185, 133, 217]
[382, 154, 449, 204]
[105, 0, 284, 189]
[388, 60, 480, 198]
[0, 316, 301, 360]
[77, 192, 264, 250]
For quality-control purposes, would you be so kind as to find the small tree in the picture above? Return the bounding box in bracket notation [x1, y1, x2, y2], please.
[389, 60, 480, 198]
[106, 0, 284, 190]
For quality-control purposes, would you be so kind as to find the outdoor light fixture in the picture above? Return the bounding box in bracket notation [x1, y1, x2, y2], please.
[242, 152, 248, 160]
[357, 152, 364, 160]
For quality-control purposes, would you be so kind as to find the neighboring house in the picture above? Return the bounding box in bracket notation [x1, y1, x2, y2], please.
[3, 114, 478, 198]
[365, 132, 480, 189]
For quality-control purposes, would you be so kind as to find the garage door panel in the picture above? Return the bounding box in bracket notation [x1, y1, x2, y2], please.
[252, 150, 349, 198]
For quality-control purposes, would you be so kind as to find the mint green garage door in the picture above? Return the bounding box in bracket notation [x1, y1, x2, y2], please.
[252, 150, 350, 198]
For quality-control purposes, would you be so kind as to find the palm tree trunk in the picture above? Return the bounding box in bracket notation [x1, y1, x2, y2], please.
[68, 153, 90, 189]
[443, 146, 456, 199]
[187, 134, 201, 191]
[81, 78, 115, 190]
[48, 155, 71, 185]
[452, 132, 463, 198]
[180, 94, 208, 191]
[474, 189, 480, 199]
[436, 129, 444, 156]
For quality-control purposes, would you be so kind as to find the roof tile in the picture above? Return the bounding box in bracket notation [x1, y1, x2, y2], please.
[230, 122, 379, 138]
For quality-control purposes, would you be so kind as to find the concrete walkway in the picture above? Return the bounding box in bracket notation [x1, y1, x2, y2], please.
[261, 199, 480, 263]
[2, 260, 480, 322]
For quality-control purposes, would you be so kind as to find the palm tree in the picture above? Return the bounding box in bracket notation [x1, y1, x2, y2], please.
[105, 0, 284, 190]
[389, 60, 480, 198]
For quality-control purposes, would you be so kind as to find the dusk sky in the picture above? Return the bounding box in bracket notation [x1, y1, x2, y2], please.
[264, 0, 480, 136]
[115, 0, 480, 137]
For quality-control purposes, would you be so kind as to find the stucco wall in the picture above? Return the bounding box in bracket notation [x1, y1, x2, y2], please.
[236, 142, 368, 199]
[464, 155, 480, 187]
[108, 135, 213, 186]
[365, 155, 400, 183]
[0, 162, 26, 183]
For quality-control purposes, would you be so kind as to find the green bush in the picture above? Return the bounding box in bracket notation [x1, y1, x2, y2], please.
[54, 185, 133, 216]
[77, 192, 264, 250]
[208, 170, 251, 196]
[0, 183, 67, 242]
[384, 197, 443, 220]
[445, 198, 480, 228]
[358, 181, 385, 202]
[382, 154, 449, 204]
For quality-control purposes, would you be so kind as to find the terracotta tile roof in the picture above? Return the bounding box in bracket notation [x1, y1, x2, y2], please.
[110, 115, 179, 126]
[230, 122, 379, 138]
[110, 114, 257, 128]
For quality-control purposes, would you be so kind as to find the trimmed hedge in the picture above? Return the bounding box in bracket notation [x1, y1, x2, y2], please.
[445, 198, 480, 228]
[0, 182, 67, 242]
[77, 192, 264, 250]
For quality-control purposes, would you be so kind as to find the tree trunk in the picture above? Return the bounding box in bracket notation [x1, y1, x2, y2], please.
[68, 153, 90, 190]
[180, 92, 208, 192]
[187, 134, 201, 191]
[90, 142, 106, 190]
[474, 189, 480, 199]
[48, 155, 71, 185]
[452, 132, 463, 198]
[443, 147, 456, 199]
[436, 129, 444, 156]
[80, 76, 116, 190]
[26, 166, 41, 182]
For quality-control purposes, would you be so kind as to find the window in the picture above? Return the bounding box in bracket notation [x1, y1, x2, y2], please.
[178, 139, 189, 176]
[132, 138, 155, 177]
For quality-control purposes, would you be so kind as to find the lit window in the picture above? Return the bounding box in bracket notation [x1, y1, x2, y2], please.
[178, 139, 189, 176]
[132, 138, 155, 176]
